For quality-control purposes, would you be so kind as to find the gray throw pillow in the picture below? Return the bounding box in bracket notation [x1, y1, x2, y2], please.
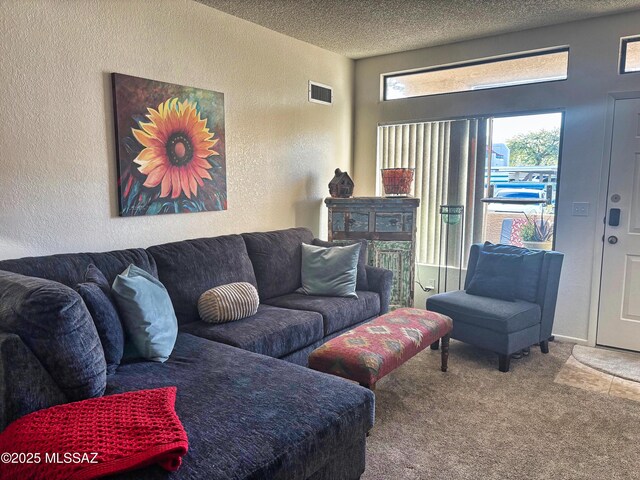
[111, 265, 178, 363]
[299, 243, 360, 298]
[311, 238, 368, 290]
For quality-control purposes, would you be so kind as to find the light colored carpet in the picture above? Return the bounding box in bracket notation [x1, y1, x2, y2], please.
[572, 344, 640, 383]
[362, 340, 640, 480]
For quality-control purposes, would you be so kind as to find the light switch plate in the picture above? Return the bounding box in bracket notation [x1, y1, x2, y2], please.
[572, 202, 589, 216]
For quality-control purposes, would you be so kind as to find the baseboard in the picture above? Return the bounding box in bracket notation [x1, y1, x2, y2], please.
[551, 334, 590, 346]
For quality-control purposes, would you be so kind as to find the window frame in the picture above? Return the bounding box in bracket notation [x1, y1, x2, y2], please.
[620, 36, 640, 74]
[382, 46, 570, 101]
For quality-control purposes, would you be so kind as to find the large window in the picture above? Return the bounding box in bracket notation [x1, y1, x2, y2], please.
[384, 47, 569, 100]
[483, 113, 562, 251]
[620, 37, 640, 73]
[378, 119, 489, 266]
[378, 113, 563, 270]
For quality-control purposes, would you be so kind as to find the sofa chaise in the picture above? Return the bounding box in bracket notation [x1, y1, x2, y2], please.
[0, 227, 392, 479]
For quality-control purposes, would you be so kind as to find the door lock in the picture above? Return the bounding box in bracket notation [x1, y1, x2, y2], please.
[608, 236, 618, 245]
[609, 208, 621, 226]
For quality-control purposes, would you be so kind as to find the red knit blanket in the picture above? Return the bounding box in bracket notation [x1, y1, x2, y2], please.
[0, 387, 188, 480]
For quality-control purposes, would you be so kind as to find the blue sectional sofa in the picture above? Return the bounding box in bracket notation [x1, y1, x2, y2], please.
[0, 227, 392, 479]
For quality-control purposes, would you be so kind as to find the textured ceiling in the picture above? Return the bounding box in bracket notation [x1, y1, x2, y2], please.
[196, 0, 640, 59]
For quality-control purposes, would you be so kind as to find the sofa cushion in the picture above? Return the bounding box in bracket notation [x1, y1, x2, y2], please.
[466, 251, 522, 301]
[147, 235, 257, 325]
[427, 290, 541, 334]
[181, 304, 323, 358]
[482, 242, 545, 303]
[0, 270, 106, 401]
[264, 291, 381, 335]
[112, 265, 178, 363]
[0, 248, 156, 289]
[242, 227, 314, 300]
[299, 243, 360, 298]
[76, 282, 124, 375]
[0, 333, 68, 431]
[312, 238, 368, 290]
[105, 333, 374, 480]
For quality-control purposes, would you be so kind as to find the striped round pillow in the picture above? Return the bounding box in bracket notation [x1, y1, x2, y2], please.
[198, 282, 259, 323]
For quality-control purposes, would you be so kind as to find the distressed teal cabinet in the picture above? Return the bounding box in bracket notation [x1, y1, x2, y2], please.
[325, 197, 420, 309]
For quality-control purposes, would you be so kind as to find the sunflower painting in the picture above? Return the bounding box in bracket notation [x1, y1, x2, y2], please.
[112, 73, 226, 216]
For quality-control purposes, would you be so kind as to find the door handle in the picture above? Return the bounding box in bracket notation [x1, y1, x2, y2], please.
[608, 236, 618, 245]
[609, 208, 621, 226]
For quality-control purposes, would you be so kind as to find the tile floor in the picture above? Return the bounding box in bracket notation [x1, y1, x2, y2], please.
[554, 355, 640, 402]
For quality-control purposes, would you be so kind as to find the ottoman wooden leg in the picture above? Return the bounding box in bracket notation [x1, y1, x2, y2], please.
[440, 334, 450, 372]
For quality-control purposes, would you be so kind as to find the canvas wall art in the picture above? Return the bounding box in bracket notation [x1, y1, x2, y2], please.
[112, 73, 226, 216]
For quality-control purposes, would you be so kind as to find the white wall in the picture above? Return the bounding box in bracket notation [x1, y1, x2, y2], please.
[353, 11, 640, 344]
[0, 0, 353, 259]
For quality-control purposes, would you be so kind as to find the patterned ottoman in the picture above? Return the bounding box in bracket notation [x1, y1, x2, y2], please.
[309, 308, 453, 390]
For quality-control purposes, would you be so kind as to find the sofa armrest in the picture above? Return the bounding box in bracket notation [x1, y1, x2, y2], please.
[0, 333, 67, 431]
[537, 251, 564, 342]
[365, 265, 393, 314]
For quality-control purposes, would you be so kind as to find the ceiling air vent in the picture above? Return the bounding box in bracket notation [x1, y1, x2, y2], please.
[309, 81, 333, 105]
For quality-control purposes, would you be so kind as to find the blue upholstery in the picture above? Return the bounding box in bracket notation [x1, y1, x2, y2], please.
[264, 290, 381, 335]
[0, 333, 67, 431]
[482, 242, 545, 302]
[180, 304, 324, 358]
[0, 270, 106, 400]
[0, 228, 391, 478]
[365, 265, 393, 314]
[242, 228, 314, 300]
[106, 334, 374, 480]
[466, 251, 523, 301]
[147, 235, 257, 325]
[0, 248, 157, 288]
[76, 281, 124, 375]
[428, 242, 563, 371]
[425, 290, 540, 333]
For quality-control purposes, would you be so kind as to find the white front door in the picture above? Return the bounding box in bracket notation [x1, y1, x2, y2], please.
[597, 97, 640, 351]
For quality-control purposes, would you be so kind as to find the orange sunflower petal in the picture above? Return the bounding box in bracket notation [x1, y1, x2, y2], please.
[193, 157, 212, 169]
[135, 147, 162, 162]
[132, 128, 154, 148]
[179, 168, 191, 199]
[140, 121, 159, 138]
[143, 165, 169, 188]
[171, 168, 182, 199]
[194, 166, 212, 180]
[160, 170, 172, 198]
[188, 169, 199, 196]
[191, 165, 205, 186]
[137, 157, 168, 174]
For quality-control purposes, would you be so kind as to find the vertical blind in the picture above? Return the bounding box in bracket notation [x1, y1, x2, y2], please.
[379, 119, 488, 265]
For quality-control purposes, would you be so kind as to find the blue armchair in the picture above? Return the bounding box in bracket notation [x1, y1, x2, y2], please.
[426, 243, 564, 372]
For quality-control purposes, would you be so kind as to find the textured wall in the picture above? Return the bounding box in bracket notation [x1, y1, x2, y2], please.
[0, 0, 353, 259]
[353, 11, 640, 344]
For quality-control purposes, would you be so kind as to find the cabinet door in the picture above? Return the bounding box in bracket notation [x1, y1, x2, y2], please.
[369, 240, 414, 309]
